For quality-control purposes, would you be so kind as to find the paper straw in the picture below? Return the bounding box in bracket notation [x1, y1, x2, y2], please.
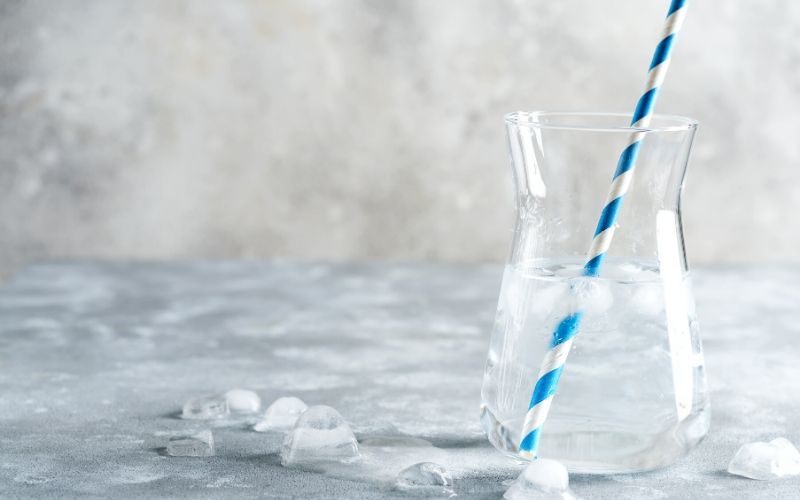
[518, 0, 689, 459]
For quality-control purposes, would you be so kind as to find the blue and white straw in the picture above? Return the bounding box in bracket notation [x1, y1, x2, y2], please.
[518, 0, 689, 459]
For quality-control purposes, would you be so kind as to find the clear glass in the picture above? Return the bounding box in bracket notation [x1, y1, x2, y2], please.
[480, 111, 710, 473]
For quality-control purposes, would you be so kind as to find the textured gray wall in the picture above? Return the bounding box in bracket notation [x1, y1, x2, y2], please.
[0, 0, 797, 274]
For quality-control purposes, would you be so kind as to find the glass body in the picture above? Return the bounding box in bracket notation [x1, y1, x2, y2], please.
[480, 112, 710, 473]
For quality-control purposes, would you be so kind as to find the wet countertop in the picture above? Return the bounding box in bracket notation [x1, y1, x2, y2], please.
[0, 261, 798, 499]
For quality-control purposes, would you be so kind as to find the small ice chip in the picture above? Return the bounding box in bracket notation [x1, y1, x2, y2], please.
[254, 396, 308, 432]
[504, 459, 576, 500]
[167, 430, 215, 457]
[181, 395, 229, 420]
[280, 405, 359, 466]
[224, 389, 261, 414]
[727, 437, 800, 480]
[395, 462, 455, 497]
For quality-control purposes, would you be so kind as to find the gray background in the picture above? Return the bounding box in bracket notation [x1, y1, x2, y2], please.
[0, 0, 796, 275]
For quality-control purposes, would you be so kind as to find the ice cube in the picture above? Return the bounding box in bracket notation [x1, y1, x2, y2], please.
[254, 396, 308, 432]
[224, 389, 261, 414]
[569, 277, 613, 315]
[501, 266, 525, 314]
[504, 459, 576, 500]
[280, 405, 360, 466]
[181, 395, 229, 419]
[552, 262, 584, 278]
[628, 282, 664, 316]
[602, 262, 645, 281]
[727, 437, 800, 480]
[395, 462, 455, 496]
[167, 430, 215, 457]
[529, 280, 571, 320]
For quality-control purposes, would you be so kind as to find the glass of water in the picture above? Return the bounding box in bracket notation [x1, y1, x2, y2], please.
[480, 111, 709, 473]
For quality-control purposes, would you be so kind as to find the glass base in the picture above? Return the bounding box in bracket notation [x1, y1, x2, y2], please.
[480, 405, 710, 474]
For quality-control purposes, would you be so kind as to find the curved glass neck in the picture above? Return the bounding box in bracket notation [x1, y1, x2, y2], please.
[505, 112, 697, 269]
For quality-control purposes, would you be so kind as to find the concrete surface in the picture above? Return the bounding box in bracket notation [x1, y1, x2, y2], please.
[0, 261, 798, 498]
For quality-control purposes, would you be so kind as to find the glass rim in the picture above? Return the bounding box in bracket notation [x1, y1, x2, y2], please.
[505, 111, 698, 133]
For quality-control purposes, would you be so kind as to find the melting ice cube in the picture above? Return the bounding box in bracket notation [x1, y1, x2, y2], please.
[167, 430, 215, 457]
[224, 389, 261, 414]
[395, 462, 455, 497]
[727, 437, 800, 480]
[181, 395, 229, 420]
[254, 396, 308, 432]
[280, 405, 359, 466]
[504, 459, 576, 500]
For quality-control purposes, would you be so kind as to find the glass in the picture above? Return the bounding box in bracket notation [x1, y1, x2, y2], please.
[480, 111, 710, 473]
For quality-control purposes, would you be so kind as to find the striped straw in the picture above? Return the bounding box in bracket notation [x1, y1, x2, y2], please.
[518, 0, 689, 459]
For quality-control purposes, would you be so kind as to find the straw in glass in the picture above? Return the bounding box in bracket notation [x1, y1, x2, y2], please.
[518, 0, 689, 459]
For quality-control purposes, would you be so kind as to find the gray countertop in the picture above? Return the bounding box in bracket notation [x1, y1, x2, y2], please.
[0, 261, 798, 499]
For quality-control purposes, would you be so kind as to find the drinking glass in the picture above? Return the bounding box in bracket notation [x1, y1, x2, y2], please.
[480, 111, 709, 473]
